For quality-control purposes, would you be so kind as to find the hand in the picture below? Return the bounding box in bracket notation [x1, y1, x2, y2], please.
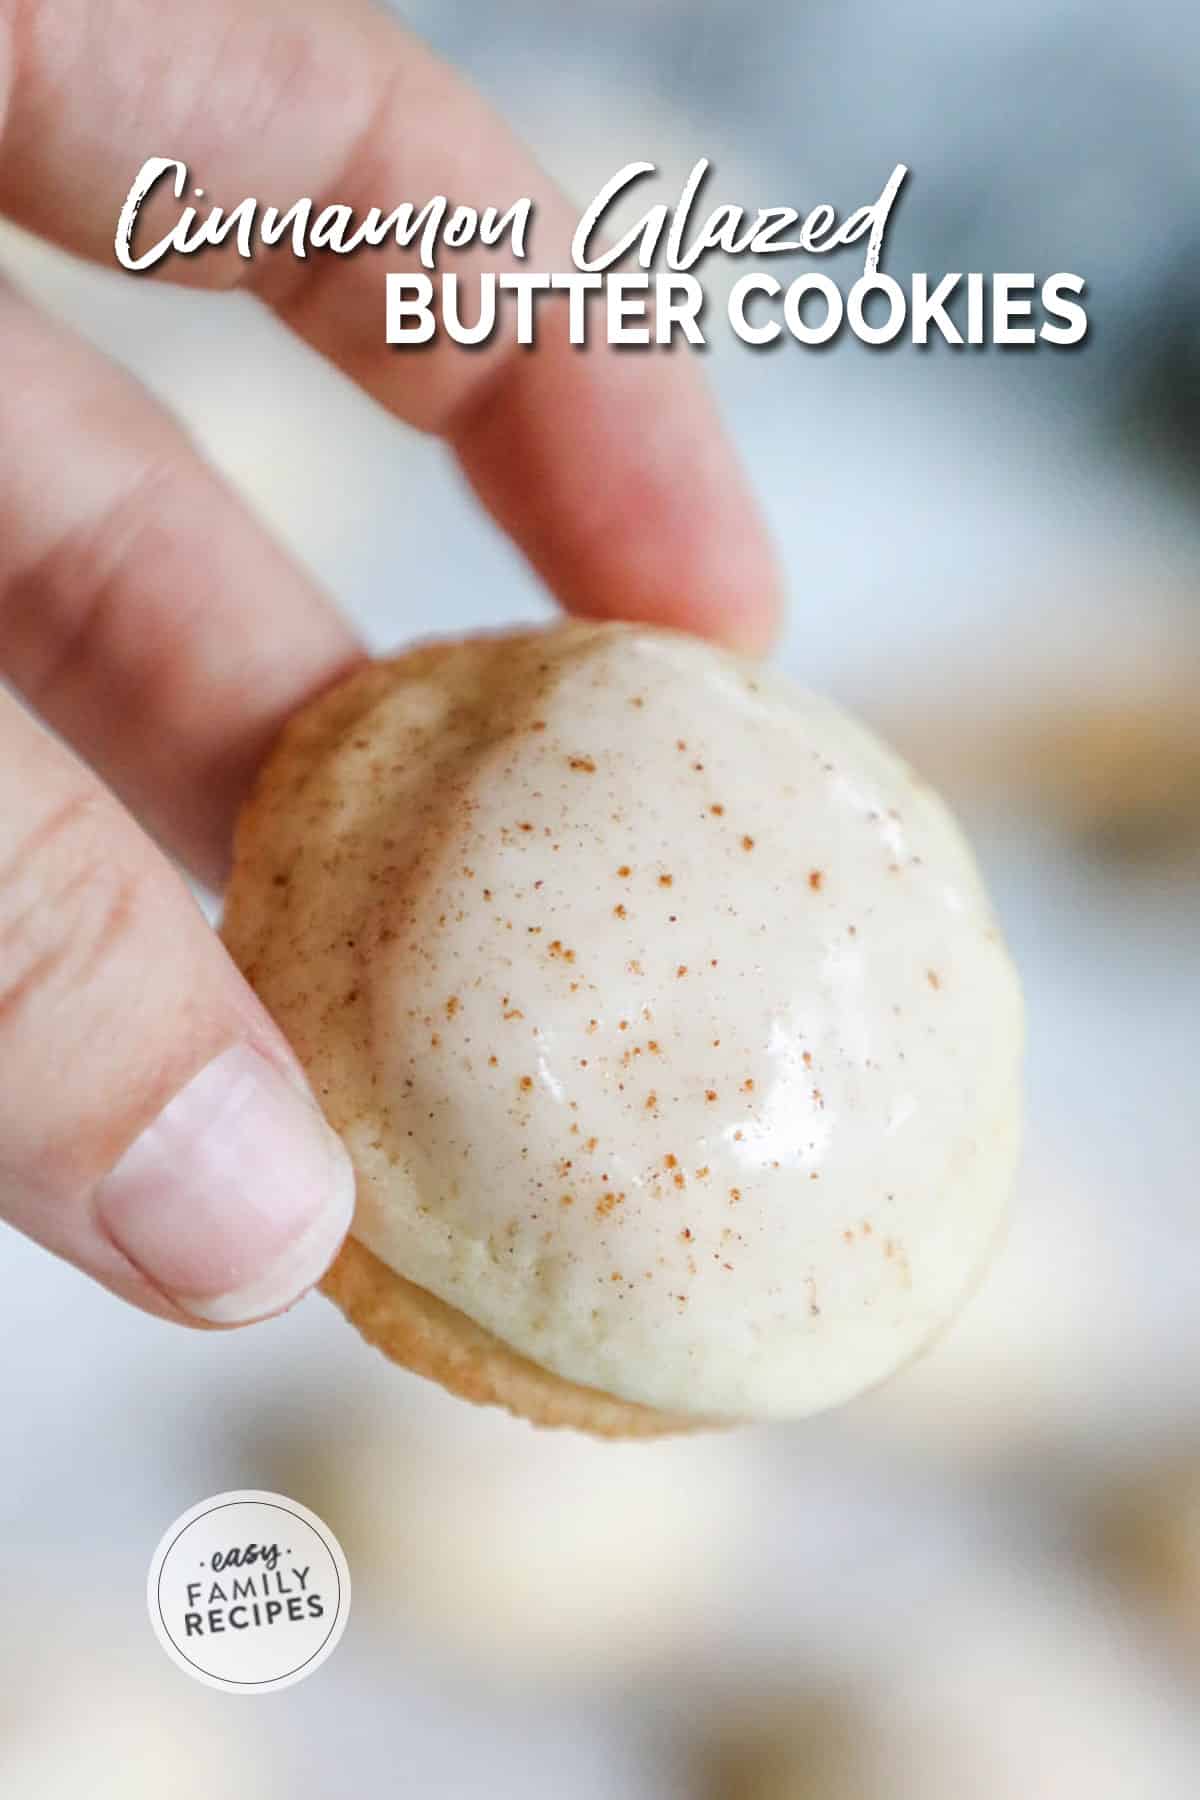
[0, 0, 780, 1328]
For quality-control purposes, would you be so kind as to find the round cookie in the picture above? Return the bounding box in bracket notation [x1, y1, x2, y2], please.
[223, 623, 1022, 1432]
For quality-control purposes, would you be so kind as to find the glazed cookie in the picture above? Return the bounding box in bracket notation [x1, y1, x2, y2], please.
[222, 623, 1023, 1433]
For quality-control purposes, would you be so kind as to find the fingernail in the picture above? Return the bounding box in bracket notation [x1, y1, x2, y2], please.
[96, 1044, 355, 1323]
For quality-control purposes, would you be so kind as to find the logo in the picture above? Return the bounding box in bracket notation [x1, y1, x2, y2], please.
[148, 1490, 350, 1693]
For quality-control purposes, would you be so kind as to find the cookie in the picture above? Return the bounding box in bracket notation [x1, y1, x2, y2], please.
[222, 623, 1022, 1432]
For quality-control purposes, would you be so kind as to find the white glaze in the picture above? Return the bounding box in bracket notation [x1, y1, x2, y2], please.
[254, 625, 1023, 1419]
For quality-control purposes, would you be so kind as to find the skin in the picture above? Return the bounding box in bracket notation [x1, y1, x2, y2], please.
[0, 0, 780, 1325]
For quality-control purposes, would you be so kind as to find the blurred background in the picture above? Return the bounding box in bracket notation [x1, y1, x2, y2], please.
[3, 0, 1200, 1793]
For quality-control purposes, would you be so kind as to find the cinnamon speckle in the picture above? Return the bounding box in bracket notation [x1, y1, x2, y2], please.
[257, 622, 1021, 1425]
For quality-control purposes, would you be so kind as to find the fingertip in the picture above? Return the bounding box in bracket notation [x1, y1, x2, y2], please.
[456, 324, 784, 662]
[95, 1044, 356, 1327]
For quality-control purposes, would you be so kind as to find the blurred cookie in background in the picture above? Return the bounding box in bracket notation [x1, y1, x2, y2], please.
[1023, 690, 1200, 863]
[697, 1564, 1200, 1800]
[1090, 1453, 1200, 1655]
[240, 1377, 755, 1691]
[879, 678, 1200, 867]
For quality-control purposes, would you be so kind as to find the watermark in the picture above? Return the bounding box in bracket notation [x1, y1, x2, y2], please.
[147, 1490, 350, 1694]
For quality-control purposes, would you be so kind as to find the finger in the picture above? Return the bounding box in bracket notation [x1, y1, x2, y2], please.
[0, 276, 360, 888]
[0, 0, 780, 652]
[0, 686, 355, 1325]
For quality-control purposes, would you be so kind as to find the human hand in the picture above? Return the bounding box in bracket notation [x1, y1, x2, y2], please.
[0, 0, 780, 1328]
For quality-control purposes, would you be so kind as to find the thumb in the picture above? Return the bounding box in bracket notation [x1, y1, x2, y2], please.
[0, 690, 354, 1326]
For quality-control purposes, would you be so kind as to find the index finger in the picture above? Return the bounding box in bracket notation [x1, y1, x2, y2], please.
[0, 0, 780, 652]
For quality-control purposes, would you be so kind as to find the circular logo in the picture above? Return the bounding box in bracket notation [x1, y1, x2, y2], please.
[148, 1490, 350, 1693]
